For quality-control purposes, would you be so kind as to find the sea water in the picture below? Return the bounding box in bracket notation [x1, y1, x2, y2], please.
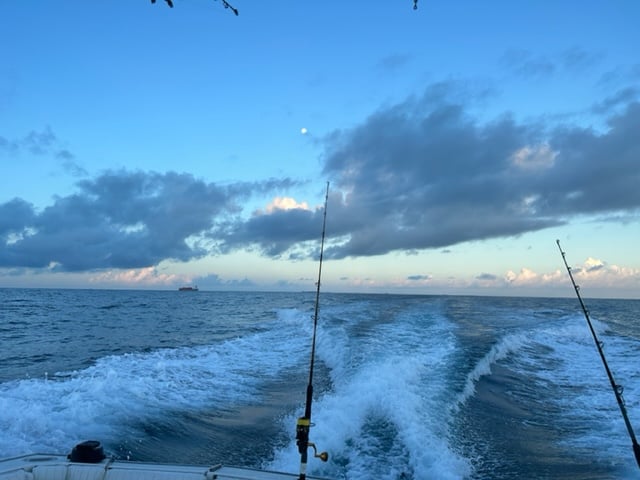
[1, 289, 639, 479]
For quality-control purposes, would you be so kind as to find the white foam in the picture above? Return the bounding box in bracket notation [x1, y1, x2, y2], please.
[268, 303, 472, 479]
[469, 312, 640, 469]
[451, 331, 529, 413]
[523, 315, 640, 463]
[0, 308, 312, 457]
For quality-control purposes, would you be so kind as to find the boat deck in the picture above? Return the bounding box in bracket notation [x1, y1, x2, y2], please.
[0, 454, 327, 480]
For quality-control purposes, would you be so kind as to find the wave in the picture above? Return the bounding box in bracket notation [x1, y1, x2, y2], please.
[2, 291, 639, 478]
[268, 301, 472, 479]
[0, 307, 313, 457]
[449, 311, 640, 473]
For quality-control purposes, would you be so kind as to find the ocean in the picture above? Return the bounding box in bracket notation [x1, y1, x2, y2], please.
[1, 288, 639, 479]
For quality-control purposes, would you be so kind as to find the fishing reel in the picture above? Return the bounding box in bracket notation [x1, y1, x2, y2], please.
[296, 417, 328, 462]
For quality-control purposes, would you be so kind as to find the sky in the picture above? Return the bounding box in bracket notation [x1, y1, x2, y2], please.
[1, 1, 639, 298]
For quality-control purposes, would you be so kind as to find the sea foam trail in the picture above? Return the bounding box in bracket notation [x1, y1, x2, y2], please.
[449, 314, 607, 413]
[451, 312, 640, 473]
[0, 309, 311, 457]
[522, 315, 640, 467]
[268, 303, 472, 480]
[3, 291, 638, 478]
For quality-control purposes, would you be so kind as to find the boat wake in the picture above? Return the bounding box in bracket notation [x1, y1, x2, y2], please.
[1, 291, 639, 478]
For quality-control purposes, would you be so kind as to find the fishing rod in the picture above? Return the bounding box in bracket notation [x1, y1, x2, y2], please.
[296, 182, 330, 480]
[556, 240, 640, 469]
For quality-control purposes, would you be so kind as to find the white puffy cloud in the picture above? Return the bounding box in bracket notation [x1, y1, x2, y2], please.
[510, 144, 557, 170]
[263, 197, 311, 214]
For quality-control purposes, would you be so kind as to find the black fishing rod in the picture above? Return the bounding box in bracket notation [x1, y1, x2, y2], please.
[556, 240, 640, 469]
[296, 182, 330, 480]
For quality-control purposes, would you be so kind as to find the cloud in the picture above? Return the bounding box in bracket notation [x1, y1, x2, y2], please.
[407, 274, 431, 281]
[505, 267, 543, 285]
[583, 257, 605, 273]
[218, 200, 327, 258]
[306, 83, 640, 259]
[559, 47, 603, 73]
[261, 196, 310, 214]
[0, 170, 297, 271]
[476, 273, 498, 281]
[500, 49, 556, 79]
[193, 273, 256, 290]
[2, 83, 640, 274]
[197, 82, 640, 263]
[375, 54, 413, 73]
[1, 126, 62, 157]
[0, 126, 86, 177]
[598, 63, 640, 89]
[510, 144, 557, 170]
[500, 47, 602, 80]
[505, 258, 640, 290]
[89, 266, 181, 286]
[592, 87, 639, 114]
[0, 198, 36, 235]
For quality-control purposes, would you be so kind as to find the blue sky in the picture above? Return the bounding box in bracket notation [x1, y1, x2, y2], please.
[1, 1, 639, 298]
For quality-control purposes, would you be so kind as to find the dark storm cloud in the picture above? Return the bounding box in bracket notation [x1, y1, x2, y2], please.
[0, 170, 297, 271]
[311, 83, 640, 259]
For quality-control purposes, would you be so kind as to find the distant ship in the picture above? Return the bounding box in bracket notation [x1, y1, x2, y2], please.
[178, 285, 198, 291]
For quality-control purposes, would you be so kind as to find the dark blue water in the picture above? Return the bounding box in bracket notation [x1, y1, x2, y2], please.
[1, 289, 639, 479]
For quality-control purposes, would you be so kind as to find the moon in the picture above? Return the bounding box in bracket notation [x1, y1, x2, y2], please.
[300, 127, 308, 135]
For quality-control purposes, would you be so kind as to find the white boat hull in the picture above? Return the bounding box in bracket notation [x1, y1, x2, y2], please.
[0, 453, 326, 480]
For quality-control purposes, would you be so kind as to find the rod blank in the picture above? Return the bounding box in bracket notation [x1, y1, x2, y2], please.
[556, 240, 640, 469]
